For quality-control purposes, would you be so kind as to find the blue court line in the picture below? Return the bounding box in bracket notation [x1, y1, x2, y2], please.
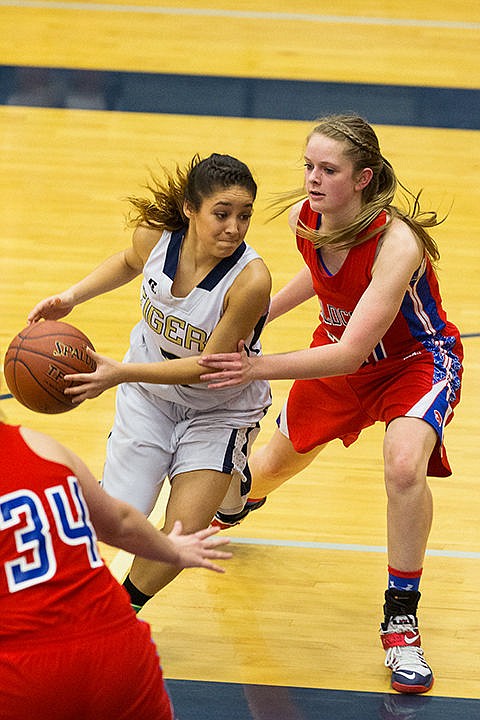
[2, 1, 480, 30]
[231, 537, 480, 559]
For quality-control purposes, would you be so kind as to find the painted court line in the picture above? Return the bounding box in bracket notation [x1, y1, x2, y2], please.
[109, 534, 480, 582]
[1, 1, 480, 30]
[231, 536, 480, 559]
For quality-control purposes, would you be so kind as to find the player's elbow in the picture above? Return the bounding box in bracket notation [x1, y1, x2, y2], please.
[95, 503, 133, 547]
[95, 518, 126, 547]
[335, 343, 367, 375]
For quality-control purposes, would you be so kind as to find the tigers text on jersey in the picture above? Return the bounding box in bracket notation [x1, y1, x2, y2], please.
[126, 226, 271, 413]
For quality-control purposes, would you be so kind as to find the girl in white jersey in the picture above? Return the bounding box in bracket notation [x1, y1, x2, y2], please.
[28, 153, 272, 611]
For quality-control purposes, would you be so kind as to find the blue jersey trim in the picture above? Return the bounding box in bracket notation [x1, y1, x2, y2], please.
[198, 242, 247, 290]
[163, 228, 186, 280]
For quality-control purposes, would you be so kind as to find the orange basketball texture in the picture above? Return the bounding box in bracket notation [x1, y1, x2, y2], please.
[4, 321, 96, 414]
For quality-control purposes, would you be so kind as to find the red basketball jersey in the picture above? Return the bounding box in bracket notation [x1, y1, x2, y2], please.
[296, 201, 462, 365]
[0, 422, 135, 647]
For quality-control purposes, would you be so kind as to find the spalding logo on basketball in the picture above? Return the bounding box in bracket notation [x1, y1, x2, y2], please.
[4, 320, 96, 414]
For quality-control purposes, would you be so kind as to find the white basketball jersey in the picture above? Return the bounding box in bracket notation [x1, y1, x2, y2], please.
[125, 227, 271, 414]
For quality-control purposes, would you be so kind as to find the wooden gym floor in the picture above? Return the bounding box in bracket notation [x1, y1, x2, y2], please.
[1, 2, 479, 718]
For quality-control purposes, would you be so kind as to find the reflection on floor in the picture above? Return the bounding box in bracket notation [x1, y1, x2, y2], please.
[166, 680, 480, 720]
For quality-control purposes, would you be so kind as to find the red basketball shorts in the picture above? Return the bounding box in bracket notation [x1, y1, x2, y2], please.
[279, 349, 462, 477]
[0, 619, 173, 720]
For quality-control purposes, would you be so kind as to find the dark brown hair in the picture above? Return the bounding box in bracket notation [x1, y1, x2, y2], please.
[126, 153, 257, 231]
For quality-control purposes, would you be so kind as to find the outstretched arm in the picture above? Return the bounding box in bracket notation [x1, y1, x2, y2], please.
[199, 338, 357, 387]
[63, 257, 272, 401]
[199, 220, 424, 387]
[27, 251, 142, 323]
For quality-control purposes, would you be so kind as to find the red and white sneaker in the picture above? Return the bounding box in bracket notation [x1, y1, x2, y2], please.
[211, 497, 267, 530]
[381, 614, 434, 694]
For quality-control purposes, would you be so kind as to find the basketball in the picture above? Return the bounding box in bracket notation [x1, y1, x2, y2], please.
[4, 320, 96, 414]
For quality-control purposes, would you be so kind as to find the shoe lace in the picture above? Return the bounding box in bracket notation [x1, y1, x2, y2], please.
[383, 613, 416, 633]
[385, 645, 431, 674]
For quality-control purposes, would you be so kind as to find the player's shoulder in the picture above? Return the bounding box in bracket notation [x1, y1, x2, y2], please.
[239, 256, 272, 292]
[132, 224, 165, 262]
[133, 223, 164, 241]
[380, 215, 423, 257]
[374, 215, 424, 275]
[227, 258, 271, 313]
[19, 426, 76, 468]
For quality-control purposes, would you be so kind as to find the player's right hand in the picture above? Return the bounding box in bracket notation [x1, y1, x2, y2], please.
[64, 347, 123, 402]
[27, 293, 75, 323]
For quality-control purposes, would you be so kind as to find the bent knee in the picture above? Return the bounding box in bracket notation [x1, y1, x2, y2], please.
[253, 454, 289, 483]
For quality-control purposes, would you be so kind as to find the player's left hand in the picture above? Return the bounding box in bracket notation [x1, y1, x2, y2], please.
[168, 521, 232, 572]
[198, 339, 255, 388]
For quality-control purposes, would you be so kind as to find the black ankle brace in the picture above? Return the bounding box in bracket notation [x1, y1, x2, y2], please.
[383, 587, 421, 622]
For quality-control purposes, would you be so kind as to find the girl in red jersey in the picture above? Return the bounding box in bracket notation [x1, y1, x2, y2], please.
[199, 114, 463, 695]
[0, 402, 231, 720]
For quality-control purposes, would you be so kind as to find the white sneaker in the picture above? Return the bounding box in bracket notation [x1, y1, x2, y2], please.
[381, 614, 434, 693]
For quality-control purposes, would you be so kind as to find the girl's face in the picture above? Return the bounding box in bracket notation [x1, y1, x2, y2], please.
[303, 133, 372, 219]
[185, 186, 254, 258]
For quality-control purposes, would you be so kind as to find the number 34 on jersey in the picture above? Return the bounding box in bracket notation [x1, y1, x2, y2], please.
[1, 476, 101, 593]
